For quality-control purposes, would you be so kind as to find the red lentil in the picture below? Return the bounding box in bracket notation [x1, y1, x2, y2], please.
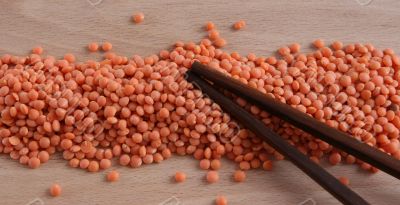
[175, 171, 186, 183]
[0, 23, 397, 185]
[28, 157, 41, 169]
[206, 171, 219, 183]
[289, 43, 301, 53]
[233, 20, 246, 30]
[210, 159, 221, 170]
[205, 21, 215, 31]
[200, 159, 211, 170]
[32, 46, 43, 55]
[107, 170, 120, 182]
[313, 39, 325, 48]
[215, 195, 228, 205]
[102, 42, 113, 51]
[262, 161, 273, 171]
[49, 184, 62, 197]
[213, 38, 226, 48]
[132, 12, 144, 24]
[338, 176, 350, 186]
[88, 42, 99, 52]
[233, 170, 246, 182]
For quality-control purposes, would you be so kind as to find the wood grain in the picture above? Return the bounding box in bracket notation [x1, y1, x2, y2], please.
[1, 0, 400, 204]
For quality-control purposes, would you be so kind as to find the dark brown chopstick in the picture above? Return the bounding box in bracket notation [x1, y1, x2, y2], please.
[190, 61, 400, 180]
[186, 71, 369, 205]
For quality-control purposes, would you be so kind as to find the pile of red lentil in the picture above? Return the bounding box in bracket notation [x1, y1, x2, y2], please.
[1, 21, 400, 188]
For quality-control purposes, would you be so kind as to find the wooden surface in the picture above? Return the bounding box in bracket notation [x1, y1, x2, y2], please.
[1, 0, 400, 204]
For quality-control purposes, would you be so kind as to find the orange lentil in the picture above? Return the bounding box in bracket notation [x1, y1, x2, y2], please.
[102, 42, 113, 51]
[8, 136, 20, 146]
[331, 41, 343, 50]
[80, 159, 90, 169]
[88, 42, 99, 52]
[69, 158, 79, 168]
[233, 20, 246, 30]
[107, 170, 120, 182]
[278, 46, 291, 56]
[100, 159, 112, 169]
[289, 43, 301, 53]
[239, 161, 250, 170]
[208, 30, 220, 40]
[32, 46, 43, 55]
[64, 53, 76, 63]
[205, 21, 215, 31]
[130, 156, 142, 168]
[210, 159, 221, 170]
[119, 154, 131, 166]
[310, 156, 320, 164]
[88, 161, 99, 172]
[329, 153, 341, 165]
[213, 38, 226, 48]
[199, 159, 211, 170]
[175, 171, 186, 183]
[338, 176, 350, 186]
[143, 154, 153, 164]
[215, 195, 228, 205]
[233, 170, 246, 182]
[159, 107, 170, 118]
[28, 157, 41, 169]
[132, 12, 144, 24]
[38, 151, 50, 163]
[206, 171, 219, 183]
[49, 184, 62, 197]
[262, 160, 273, 171]
[313, 39, 325, 48]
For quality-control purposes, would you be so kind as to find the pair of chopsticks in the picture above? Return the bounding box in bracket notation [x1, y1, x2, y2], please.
[187, 61, 400, 205]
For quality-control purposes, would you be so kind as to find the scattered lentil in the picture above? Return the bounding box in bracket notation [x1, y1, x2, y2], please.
[49, 184, 62, 197]
[175, 171, 186, 183]
[233, 20, 246, 30]
[132, 12, 144, 24]
[206, 171, 219, 183]
[338, 176, 350, 186]
[88, 42, 99, 52]
[233, 170, 246, 182]
[215, 195, 228, 205]
[102, 42, 113, 51]
[107, 170, 120, 182]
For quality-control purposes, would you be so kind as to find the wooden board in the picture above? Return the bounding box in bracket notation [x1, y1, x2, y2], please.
[1, 0, 400, 204]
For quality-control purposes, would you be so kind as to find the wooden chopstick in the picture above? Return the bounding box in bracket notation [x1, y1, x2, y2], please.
[190, 61, 400, 180]
[186, 71, 369, 205]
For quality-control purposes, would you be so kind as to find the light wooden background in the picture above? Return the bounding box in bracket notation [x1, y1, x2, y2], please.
[1, 0, 400, 204]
